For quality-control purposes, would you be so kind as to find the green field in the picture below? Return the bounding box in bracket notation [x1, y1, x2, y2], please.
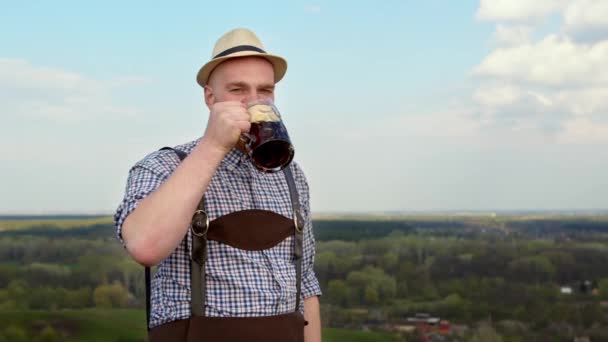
[0, 309, 144, 342]
[323, 327, 398, 341]
[0, 309, 397, 342]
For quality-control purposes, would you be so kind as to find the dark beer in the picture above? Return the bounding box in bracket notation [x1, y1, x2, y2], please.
[247, 120, 294, 173]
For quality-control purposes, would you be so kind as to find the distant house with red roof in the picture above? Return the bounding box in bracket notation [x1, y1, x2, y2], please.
[404, 313, 452, 336]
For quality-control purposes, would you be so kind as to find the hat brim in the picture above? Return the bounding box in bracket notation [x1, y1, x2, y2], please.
[196, 51, 287, 87]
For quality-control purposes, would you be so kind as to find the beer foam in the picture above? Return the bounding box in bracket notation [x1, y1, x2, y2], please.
[248, 104, 280, 123]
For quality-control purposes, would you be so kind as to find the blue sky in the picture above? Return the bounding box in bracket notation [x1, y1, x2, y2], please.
[2, 1, 607, 214]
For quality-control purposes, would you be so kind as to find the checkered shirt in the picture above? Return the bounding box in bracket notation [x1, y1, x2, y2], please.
[113, 139, 322, 328]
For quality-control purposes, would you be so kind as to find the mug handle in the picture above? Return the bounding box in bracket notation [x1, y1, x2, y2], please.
[240, 132, 254, 145]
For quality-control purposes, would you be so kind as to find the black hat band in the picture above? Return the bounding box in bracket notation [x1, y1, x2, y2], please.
[213, 45, 266, 59]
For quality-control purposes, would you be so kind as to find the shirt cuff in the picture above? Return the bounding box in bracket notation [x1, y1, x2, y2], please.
[301, 268, 322, 299]
[113, 195, 142, 247]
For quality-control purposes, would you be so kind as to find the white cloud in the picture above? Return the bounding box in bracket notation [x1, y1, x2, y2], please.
[564, 0, 608, 41]
[471, 0, 608, 143]
[0, 58, 88, 90]
[474, 35, 608, 87]
[472, 83, 567, 133]
[0, 58, 141, 121]
[473, 84, 523, 107]
[470, 82, 608, 142]
[476, 0, 566, 22]
[493, 25, 532, 46]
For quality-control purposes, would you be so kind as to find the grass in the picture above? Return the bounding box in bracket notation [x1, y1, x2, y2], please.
[324, 327, 399, 341]
[0, 309, 146, 342]
[0, 309, 398, 341]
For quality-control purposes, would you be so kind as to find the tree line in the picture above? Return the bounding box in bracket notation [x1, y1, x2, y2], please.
[1, 216, 608, 340]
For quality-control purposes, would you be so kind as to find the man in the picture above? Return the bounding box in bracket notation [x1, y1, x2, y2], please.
[113, 28, 322, 341]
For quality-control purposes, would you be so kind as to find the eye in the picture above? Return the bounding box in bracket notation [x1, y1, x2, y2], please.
[230, 88, 242, 93]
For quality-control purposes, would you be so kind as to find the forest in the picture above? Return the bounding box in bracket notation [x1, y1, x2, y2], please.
[0, 213, 607, 341]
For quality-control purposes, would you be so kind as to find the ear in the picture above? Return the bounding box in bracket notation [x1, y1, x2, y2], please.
[204, 86, 215, 108]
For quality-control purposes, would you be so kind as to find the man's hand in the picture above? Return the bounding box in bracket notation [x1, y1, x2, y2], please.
[304, 296, 322, 342]
[202, 101, 251, 154]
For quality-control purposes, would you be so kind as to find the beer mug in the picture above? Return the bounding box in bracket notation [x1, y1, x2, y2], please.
[241, 99, 295, 173]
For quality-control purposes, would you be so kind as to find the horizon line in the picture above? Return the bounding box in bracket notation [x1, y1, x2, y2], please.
[1, 208, 608, 218]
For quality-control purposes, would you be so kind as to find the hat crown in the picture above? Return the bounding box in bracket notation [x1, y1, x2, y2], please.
[197, 27, 287, 87]
[212, 28, 265, 58]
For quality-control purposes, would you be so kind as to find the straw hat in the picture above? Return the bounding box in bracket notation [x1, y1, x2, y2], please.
[196, 28, 288, 87]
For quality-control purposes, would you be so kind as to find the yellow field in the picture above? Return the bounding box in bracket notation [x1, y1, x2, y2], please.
[0, 217, 113, 231]
[2, 212, 607, 232]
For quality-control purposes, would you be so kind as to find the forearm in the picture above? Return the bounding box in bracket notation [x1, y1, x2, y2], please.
[304, 296, 321, 342]
[122, 139, 225, 266]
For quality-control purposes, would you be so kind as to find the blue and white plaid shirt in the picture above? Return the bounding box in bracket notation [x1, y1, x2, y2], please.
[114, 139, 322, 328]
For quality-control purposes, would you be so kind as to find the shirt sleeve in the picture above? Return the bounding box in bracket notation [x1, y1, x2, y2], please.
[292, 163, 322, 299]
[301, 219, 322, 299]
[113, 163, 167, 246]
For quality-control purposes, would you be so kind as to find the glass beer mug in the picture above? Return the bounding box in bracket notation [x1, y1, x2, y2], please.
[241, 99, 295, 173]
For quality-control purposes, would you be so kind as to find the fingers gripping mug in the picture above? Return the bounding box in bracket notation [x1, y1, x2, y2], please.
[241, 99, 295, 173]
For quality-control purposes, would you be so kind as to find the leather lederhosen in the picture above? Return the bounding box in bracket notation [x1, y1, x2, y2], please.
[146, 147, 306, 342]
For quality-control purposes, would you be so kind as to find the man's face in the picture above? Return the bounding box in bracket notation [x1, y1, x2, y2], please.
[205, 56, 276, 106]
